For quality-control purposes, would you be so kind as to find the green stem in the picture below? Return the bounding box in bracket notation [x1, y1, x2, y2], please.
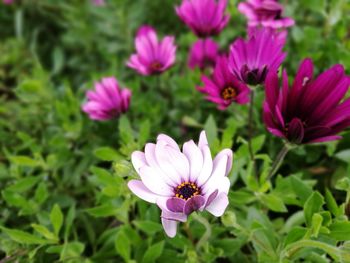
[282, 240, 341, 262]
[247, 90, 255, 162]
[192, 213, 211, 251]
[267, 144, 291, 180]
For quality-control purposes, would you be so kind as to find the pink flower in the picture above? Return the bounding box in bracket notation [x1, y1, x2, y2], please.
[264, 58, 350, 144]
[238, 0, 295, 30]
[3, 0, 14, 4]
[127, 25, 176, 76]
[176, 0, 230, 37]
[197, 56, 250, 110]
[82, 77, 131, 121]
[91, 0, 105, 6]
[128, 131, 232, 238]
[188, 38, 219, 71]
[229, 28, 286, 86]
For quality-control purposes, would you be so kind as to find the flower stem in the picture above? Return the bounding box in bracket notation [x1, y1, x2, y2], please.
[192, 213, 211, 251]
[281, 240, 341, 262]
[247, 90, 255, 162]
[267, 144, 291, 180]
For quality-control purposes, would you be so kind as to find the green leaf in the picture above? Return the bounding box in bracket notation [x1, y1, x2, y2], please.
[10, 156, 41, 167]
[260, 193, 287, 212]
[252, 135, 266, 154]
[31, 224, 58, 242]
[310, 213, 323, 238]
[34, 182, 49, 204]
[94, 147, 121, 162]
[138, 119, 151, 146]
[133, 220, 162, 235]
[119, 116, 134, 144]
[85, 204, 118, 217]
[6, 176, 40, 193]
[64, 205, 76, 240]
[291, 175, 313, 205]
[0, 227, 48, 245]
[325, 188, 341, 217]
[304, 192, 324, 227]
[115, 230, 130, 262]
[329, 221, 350, 241]
[204, 115, 217, 146]
[142, 241, 164, 263]
[50, 204, 64, 237]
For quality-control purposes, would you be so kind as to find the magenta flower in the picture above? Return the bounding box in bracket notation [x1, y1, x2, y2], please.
[263, 58, 350, 144]
[82, 77, 131, 121]
[91, 0, 105, 6]
[127, 25, 176, 76]
[229, 28, 286, 86]
[197, 56, 250, 110]
[128, 131, 232, 238]
[238, 0, 295, 29]
[188, 38, 219, 71]
[176, 0, 230, 37]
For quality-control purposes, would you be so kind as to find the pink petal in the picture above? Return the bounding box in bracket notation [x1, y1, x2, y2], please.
[127, 180, 158, 203]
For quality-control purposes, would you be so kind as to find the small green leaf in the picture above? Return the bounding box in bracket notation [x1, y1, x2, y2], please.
[260, 193, 287, 212]
[329, 221, 350, 241]
[142, 241, 164, 263]
[304, 192, 324, 227]
[115, 230, 130, 261]
[311, 213, 323, 238]
[31, 224, 58, 242]
[325, 188, 341, 217]
[133, 220, 162, 235]
[50, 204, 64, 236]
[6, 176, 40, 193]
[204, 115, 217, 146]
[1, 227, 48, 245]
[10, 156, 41, 167]
[94, 147, 121, 162]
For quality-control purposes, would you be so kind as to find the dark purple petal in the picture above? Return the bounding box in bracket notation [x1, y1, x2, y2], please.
[184, 195, 205, 215]
[166, 197, 186, 213]
[287, 118, 304, 144]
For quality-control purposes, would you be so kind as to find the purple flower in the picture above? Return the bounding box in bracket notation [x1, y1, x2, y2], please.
[188, 38, 219, 71]
[91, 0, 105, 6]
[128, 131, 232, 238]
[82, 77, 131, 121]
[238, 0, 295, 30]
[176, 0, 230, 37]
[197, 56, 250, 110]
[3, 0, 14, 4]
[229, 28, 286, 86]
[127, 25, 176, 76]
[263, 58, 350, 144]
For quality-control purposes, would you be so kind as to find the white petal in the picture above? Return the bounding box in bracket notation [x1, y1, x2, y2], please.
[161, 218, 177, 238]
[205, 192, 229, 217]
[127, 180, 158, 203]
[131, 151, 147, 172]
[196, 144, 213, 186]
[157, 134, 180, 150]
[203, 177, 230, 196]
[183, 140, 204, 182]
[139, 166, 173, 196]
[213, 149, 233, 177]
[155, 140, 190, 182]
[145, 143, 177, 186]
[198, 130, 209, 148]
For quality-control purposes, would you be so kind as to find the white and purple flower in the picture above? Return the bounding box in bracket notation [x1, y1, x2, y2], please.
[128, 131, 233, 237]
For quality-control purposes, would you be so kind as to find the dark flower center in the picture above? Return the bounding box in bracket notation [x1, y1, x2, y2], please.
[241, 65, 268, 85]
[151, 61, 162, 71]
[175, 182, 200, 200]
[221, 86, 237, 101]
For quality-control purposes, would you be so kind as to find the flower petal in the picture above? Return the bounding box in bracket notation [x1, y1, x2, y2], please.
[205, 192, 229, 216]
[127, 180, 158, 203]
[161, 218, 177, 238]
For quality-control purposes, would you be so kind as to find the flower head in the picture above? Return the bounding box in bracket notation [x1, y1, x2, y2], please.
[128, 131, 232, 237]
[127, 25, 176, 76]
[91, 0, 105, 6]
[82, 77, 131, 121]
[188, 38, 219, 71]
[229, 28, 286, 86]
[197, 56, 250, 110]
[176, 0, 230, 37]
[238, 0, 295, 29]
[263, 58, 350, 144]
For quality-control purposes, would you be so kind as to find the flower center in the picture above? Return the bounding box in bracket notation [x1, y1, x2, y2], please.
[175, 182, 200, 200]
[151, 61, 162, 71]
[221, 86, 237, 101]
